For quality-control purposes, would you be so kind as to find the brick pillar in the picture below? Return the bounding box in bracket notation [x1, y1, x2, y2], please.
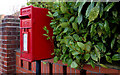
[0, 15, 20, 74]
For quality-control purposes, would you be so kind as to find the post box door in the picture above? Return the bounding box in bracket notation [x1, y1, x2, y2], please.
[20, 28, 32, 60]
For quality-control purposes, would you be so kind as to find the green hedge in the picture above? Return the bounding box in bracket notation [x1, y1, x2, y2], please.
[28, 2, 120, 69]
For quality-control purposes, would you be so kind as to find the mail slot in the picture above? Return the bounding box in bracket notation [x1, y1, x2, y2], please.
[19, 5, 54, 62]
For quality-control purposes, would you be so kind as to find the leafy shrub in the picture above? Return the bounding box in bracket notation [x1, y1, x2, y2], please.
[28, 2, 120, 69]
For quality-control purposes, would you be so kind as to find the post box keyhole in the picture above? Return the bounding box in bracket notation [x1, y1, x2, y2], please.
[23, 28, 28, 32]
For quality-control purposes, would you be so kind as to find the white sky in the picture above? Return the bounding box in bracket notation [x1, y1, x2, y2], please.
[0, 0, 28, 15]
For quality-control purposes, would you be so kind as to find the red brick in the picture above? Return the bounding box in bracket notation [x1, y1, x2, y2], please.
[11, 32, 19, 35]
[16, 52, 20, 56]
[16, 28, 20, 31]
[16, 66, 33, 73]
[2, 52, 16, 57]
[59, 65, 63, 73]
[4, 61, 16, 66]
[86, 71, 92, 74]
[52, 64, 61, 73]
[2, 40, 18, 44]
[3, 57, 16, 62]
[67, 67, 71, 73]
[34, 62, 36, 72]
[76, 69, 80, 74]
[16, 55, 20, 67]
[2, 27, 17, 31]
[2, 49, 15, 53]
[2, 36, 16, 40]
[2, 32, 11, 35]
[31, 62, 36, 72]
[43, 62, 47, 73]
[3, 19, 17, 23]
[53, 64, 55, 73]
[2, 41, 11, 44]
[2, 44, 17, 48]
[100, 67, 118, 74]
[47, 58, 54, 63]
[45, 63, 50, 73]
[23, 60, 28, 69]
[71, 68, 75, 73]
[2, 69, 16, 73]
[41, 62, 43, 73]
[0, 28, 3, 31]
[4, 15, 15, 18]
[2, 65, 16, 70]
[55, 64, 60, 73]
[83, 64, 99, 72]
[0, 32, 2, 35]
[118, 70, 120, 75]
[16, 66, 26, 73]
[47, 63, 50, 73]
[16, 69, 22, 73]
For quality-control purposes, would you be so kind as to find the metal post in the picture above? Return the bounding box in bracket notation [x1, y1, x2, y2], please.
[36, 60, 41, 75]
[80, 69, 86, 75]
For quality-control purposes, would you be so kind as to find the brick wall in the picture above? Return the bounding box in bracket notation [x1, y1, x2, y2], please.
[0, 15, 19, 74]
[0, 15, 120, 74]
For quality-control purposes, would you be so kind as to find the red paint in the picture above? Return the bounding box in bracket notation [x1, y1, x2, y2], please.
[19, 5, 54, 62]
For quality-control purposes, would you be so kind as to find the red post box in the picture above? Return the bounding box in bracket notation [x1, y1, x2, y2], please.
[19, 5, 54, 62]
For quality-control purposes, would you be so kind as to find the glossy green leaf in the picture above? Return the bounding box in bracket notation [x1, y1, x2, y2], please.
[104, 20, 110, 34]
[60, 5, 67, 13]
[77, 14, 83, 24]
[77, 42, 85, 50]
[48, 11, 53, 17]
[69, 16, 75, 22]
[100, 4, 104, 18]
[84, 53, 90, 61]
[71, 61, 78, 68]
[100, 64, 108, 68]
[117, 48, 120, 53]
[64, 36, 74, 41]
[67, 59, 73, 66]
[104, 3, 115, 12]
[51, 53, 54, 55]
[83, 33, 88, 42]
[90, 60, 95, 68]
[85, 44, 91, 52]
[97, 43, 106, 52]
[88, 4, 100, 22]
[111, 38, 115, 49]
[72, 22, 78, 31]
[98, 29, 102, 37]
[112, 10, 118, 17]
[78, 1, 86, 16]
[112, 54, 120, 61]
[73, 34, 79, 41]
[85, 2, 94, 18]
[91, 52, 98, 61]
[53, 12, 58, 16]
[63, 27, 69, 33]
[98, 23, 104, 30]
[86, 41, 92, 47]
[43, 34, 48, 36]
[60, 22, 69, 28]
[112, 27, 117, 33]
[105, 55, 112, 63]
[47, 37, 50, 40]
[43, 62, 47, 64]
[54, 56, 58, 63]
[106, 53, 111, 55]
[72, 51, 79, 55]
[94, 46, 100, 61]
